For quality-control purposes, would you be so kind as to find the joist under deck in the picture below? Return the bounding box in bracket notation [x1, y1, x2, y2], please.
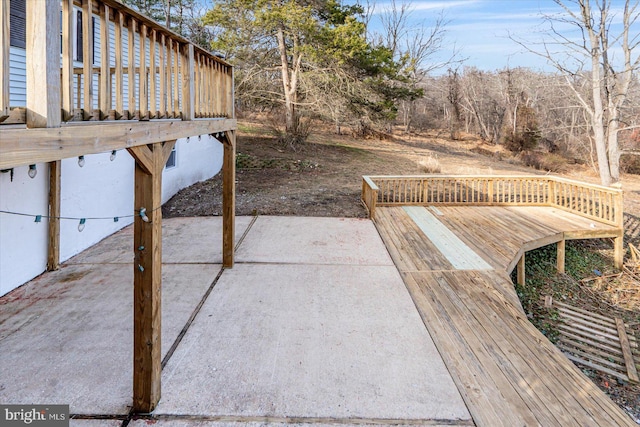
[373, 206, 635, 426]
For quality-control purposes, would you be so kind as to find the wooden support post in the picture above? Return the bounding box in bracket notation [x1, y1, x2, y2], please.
[222, 131, 236, 268]
[614, 233, 624, 270]
[127, 140, 175, 413]
[47, 161, 61, 271]
[517, 252, 525, 286]
[557, 239, 565, 274]
[26, 0, 61, 128]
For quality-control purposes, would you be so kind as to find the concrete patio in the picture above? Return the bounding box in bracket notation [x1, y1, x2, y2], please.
[0, 216, 472, 426]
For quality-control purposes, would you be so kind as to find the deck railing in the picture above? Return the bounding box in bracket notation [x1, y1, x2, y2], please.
[362, 175, 623, 227]
[1, 0, 233, 126]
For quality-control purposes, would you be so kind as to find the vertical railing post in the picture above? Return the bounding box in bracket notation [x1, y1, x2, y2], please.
[613, 189, 624, 269]
[181, 44, 194, 121]
[26, 0, 61, 128]
[548, 178, 557, 207]
[61, 0, 74, 121]
[81, 0, 94, 119]
[100, 4, 111, 120]
[140, 24, 148, 120]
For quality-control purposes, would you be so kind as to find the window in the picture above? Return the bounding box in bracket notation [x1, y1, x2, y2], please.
[74, 11, 96, 63]
[9, 0, 26, 49]
[165, 146, 177, 169]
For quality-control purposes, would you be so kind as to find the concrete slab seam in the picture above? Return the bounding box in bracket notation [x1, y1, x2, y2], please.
[234, 215, 259, 252]
[129, 414, 475, 426]
[161, 266, 225, 369]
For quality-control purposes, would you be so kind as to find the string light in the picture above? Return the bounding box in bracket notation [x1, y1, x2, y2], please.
[110, 150, 117, 161]
[78, 156, 85, 167]
[139, 207, 150, 222]
[0, 206, 162, 233]
[28, 164, 37, 179]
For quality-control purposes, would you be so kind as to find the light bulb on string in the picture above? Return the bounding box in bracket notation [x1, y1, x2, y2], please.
[139, 208, 150, 222]
[78, 218, 86, 232]
[28, 164, 37, 179]
[110, 150, 117, 161]
[78, 156, 85, 167]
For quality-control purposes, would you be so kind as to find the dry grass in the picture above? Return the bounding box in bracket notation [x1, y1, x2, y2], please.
[417, 154, 442, 173]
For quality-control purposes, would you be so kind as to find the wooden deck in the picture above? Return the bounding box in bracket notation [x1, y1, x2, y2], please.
[373, 206, 635, 426]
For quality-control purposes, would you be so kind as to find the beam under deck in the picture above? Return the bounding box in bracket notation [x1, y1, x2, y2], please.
[0, 118, 237, 169]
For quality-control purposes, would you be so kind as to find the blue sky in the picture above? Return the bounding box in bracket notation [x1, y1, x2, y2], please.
[367, 0, 637, 72]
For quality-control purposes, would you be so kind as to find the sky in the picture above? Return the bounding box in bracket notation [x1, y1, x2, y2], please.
[366, 0, 638, 73]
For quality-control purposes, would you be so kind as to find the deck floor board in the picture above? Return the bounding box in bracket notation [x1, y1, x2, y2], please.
[374, 206, 634, 426]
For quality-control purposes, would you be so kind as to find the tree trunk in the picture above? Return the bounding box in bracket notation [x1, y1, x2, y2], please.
[276, 26, 296, 135]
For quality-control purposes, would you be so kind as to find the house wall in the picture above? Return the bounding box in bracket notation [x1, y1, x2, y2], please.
[0, 136, 224, 297]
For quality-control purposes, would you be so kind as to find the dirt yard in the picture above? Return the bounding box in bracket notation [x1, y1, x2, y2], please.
[163, 120, 640, 422]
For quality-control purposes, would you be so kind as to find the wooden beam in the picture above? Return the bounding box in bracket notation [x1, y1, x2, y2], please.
[517, 253, 525, 286]
[557, 239, 565, 274]
[47, 160, 61, 271]
[0, 118, 237, 169]
[26, 0, 61, 128]
[0, 0, 8, 117]
[222, 130, 236, 268]
[127, 142, 165, 413]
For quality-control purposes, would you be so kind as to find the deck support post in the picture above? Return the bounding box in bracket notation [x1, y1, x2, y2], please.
[222, 131, 236, 268]
[517, 253, 525, 286]
[556, 239, 565, 274]
[127, 140, 175, 413]
[47, 160, 61, 270]
[613, 233, 624, 270]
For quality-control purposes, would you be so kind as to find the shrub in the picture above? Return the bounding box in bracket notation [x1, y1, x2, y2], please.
[521, 152, 568, 173]
[418, 155, 442, 173]
[621, 154, 640, 175]
[504, 129, 541, 152]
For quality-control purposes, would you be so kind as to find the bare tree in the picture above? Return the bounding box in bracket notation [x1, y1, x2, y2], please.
[517, 0, 640, 186]
[377, 0, 459, 132]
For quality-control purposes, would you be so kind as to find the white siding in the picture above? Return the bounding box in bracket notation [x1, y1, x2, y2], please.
[9, 46, 26, 107]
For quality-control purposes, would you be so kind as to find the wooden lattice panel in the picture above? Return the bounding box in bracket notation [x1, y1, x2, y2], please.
[545, 296, 639, 383]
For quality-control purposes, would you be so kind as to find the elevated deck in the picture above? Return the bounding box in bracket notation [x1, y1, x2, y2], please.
[364, 176, 634, 426]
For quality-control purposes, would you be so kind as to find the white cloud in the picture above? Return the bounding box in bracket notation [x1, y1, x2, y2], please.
[371, 0, 479, 14]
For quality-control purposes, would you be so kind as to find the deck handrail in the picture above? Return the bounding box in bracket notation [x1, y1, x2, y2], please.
[1, 0, 233, 126]
[362, 175, 624, 228]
